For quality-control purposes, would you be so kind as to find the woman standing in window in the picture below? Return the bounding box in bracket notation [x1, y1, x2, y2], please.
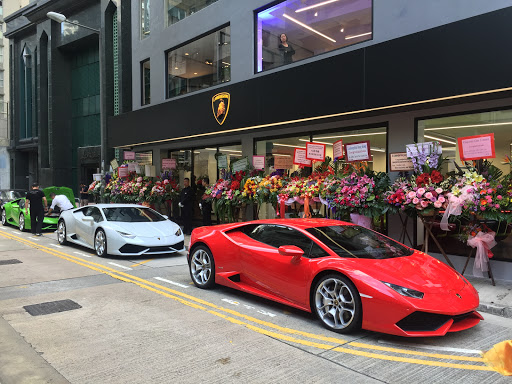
[278, 33, 295, 65]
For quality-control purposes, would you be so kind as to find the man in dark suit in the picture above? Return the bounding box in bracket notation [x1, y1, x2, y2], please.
[179, 178, 194, 235]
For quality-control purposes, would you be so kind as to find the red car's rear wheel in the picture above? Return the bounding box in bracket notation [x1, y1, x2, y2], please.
[313, 274, 362, 333]
[189, 246, 215, 289]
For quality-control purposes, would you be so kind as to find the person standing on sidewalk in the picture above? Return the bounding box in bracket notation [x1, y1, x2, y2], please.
[25, 182, 47, 236]
[179, 178, 194, 235]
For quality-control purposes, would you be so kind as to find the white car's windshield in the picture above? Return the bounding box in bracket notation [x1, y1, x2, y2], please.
[102, 207, 166, 222]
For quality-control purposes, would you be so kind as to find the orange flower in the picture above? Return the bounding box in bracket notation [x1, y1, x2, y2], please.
[480, 199, 488, 206]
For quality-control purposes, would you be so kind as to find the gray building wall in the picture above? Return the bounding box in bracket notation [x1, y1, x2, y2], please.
[130, 0, 512, 111]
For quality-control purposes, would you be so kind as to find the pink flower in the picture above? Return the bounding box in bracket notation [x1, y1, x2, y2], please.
[435, 188, 443, 194]
[420, 200, 429, 208]
[408, 191, 416, 199]
[417, 188, 426, 196]
[497, 195, 503, 200]
[437, 196, 445, 203]
[495, 204, 500, 209]
[480, 206, 486, 211]
[412, 197, 420, 204]
[424, 192, 433, 199]
[434, 201, 442, 208]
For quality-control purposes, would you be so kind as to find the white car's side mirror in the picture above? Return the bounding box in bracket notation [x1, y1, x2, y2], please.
[82, 216, 94, 223]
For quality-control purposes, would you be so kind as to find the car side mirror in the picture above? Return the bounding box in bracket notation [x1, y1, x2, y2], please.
[82, 216, 94, 224]
[278, 245, 304, 263]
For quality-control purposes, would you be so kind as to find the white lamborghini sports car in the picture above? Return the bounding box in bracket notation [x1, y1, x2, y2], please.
[57, 204, 185, 257]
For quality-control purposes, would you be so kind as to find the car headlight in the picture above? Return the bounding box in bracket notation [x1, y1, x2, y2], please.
[175, 228, 182, 236]
[116, 230, 136, 239]
[381, 281, 424, 299]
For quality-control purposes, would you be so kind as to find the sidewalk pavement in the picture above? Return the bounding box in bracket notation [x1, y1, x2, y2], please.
[184, 234, 512, 319]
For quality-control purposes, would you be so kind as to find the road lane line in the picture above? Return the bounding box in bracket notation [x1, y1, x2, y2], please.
[48, 244, 64, 248]
[73, 252, 92, 258]
[377, 340, 482, 355]
[0, 231, 495, 372]
[28, 237, 40, 241]
[108, 262, 132, 270]
[131, 259, 153, 267]
[154, 277, 188, 288]
[350, 342, 483, 362]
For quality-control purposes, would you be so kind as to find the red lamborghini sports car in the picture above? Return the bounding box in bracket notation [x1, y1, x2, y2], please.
[187, 219, 482, 337]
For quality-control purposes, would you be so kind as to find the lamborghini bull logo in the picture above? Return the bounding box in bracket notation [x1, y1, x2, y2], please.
[212, 92, 230, 125]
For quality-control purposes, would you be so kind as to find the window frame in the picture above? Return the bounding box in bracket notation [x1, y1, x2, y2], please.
[140, 58, 151, 106]
[254, 0, 374, 73]
[164, 23, 231, 100]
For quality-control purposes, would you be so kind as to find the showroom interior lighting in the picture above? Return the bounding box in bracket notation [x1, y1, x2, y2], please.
[423, 135, 457, 145]
[424, 122, 512, 131]
[295, 0, 340, 13]
[345, 32, 372, 40]
[282, 14, 336, 42]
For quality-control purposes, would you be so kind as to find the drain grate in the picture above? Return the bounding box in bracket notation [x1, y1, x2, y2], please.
[0, 259, 22, 265]
[23, 299, 82, 316]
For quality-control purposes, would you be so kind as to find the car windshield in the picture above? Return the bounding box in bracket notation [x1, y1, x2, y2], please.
[7, 191, 25, 200]
[307, 225, 414, 259]
[102, 207, 166, 222]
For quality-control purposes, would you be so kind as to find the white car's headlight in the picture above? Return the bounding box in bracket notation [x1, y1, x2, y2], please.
[116, 230, 136, 239]
[381, 281, 424, 299]
[175, 228, 182, 237]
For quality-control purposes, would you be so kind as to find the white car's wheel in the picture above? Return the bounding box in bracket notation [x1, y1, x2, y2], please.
[94, 229, 108, 257]
[57, 220, 67, 245]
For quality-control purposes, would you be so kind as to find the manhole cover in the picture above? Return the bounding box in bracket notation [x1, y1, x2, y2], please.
[0, 259, 22, 265]
[23, 299, 82, 316]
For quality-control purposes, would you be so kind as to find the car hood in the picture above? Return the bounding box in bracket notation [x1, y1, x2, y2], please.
[108, 221, 180, 238]
[44, 186, 77, 208]
[353, 251, 465, 294]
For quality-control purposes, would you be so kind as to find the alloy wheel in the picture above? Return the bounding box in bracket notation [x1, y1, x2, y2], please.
[95, 230, 107, 256]
[314, 276, 358, 331]
[190, 247, 214, 287]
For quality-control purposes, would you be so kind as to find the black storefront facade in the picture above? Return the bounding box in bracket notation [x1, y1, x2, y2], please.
[110, 8, 512, 280]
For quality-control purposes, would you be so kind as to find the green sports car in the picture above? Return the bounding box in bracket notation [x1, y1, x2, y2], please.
[1, 186, 77, 232]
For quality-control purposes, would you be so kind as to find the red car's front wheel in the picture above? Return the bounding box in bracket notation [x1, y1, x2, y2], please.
[189, 246, 215, 289]
[313, 274, 362, 333]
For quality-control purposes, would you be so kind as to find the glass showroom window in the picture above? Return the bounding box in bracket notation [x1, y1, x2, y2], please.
[141, 59, 151, 105]
[166, 0, 219, 27]
[166, 25, 230, 98]
[140, 0, 150, 39]
[312, 127, 387, 173]
[256, 0, 373, 72]
[418, 109, 512, 261]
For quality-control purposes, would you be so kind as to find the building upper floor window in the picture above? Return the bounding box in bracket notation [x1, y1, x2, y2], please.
[140, 0, 150, 39]
[256, 0, 373, 72]
[165, 0, 219, 27]
[166, 25, 230, 99]
[141, 59, 151, 105]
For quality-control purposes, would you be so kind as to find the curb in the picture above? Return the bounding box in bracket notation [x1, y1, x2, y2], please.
[478, 302, 512, 319]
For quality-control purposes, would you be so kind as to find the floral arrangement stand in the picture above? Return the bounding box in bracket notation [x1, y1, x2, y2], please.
[460, 247, 496, 286]
[397, 213, 413, 246]
[419, 214, 455, 269]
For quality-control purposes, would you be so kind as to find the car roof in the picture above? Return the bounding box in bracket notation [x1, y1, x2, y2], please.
[241, 218, 352, 229]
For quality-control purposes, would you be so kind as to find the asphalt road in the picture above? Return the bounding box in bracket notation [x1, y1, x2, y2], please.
[0, 225, 511, 384]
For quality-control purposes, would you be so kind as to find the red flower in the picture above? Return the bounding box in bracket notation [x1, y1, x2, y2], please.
[416, 173, 430, 187]
[231, 180, 241, 190]
[430, 170, 443, 183]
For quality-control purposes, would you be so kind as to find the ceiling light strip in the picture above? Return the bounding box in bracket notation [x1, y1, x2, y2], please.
[116, 87, 512, 148]
[345, 32, 372, 40]
[423, 135, 457, 145]
[283, 14, 336, 43]
[424, 122, 512, 131]
[295, 0, 340, 13]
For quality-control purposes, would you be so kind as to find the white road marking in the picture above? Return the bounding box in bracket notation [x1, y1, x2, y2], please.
[377, 340, 482, 354]
[48, 244, 64, 248]
[73, 251, 92, 258]
[222, 298, 277, 318]
[28, 237, 40, 241]
[154, 277, 189, 288]
[108, 262, 132, 270]
[0, 227, 7, 230]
